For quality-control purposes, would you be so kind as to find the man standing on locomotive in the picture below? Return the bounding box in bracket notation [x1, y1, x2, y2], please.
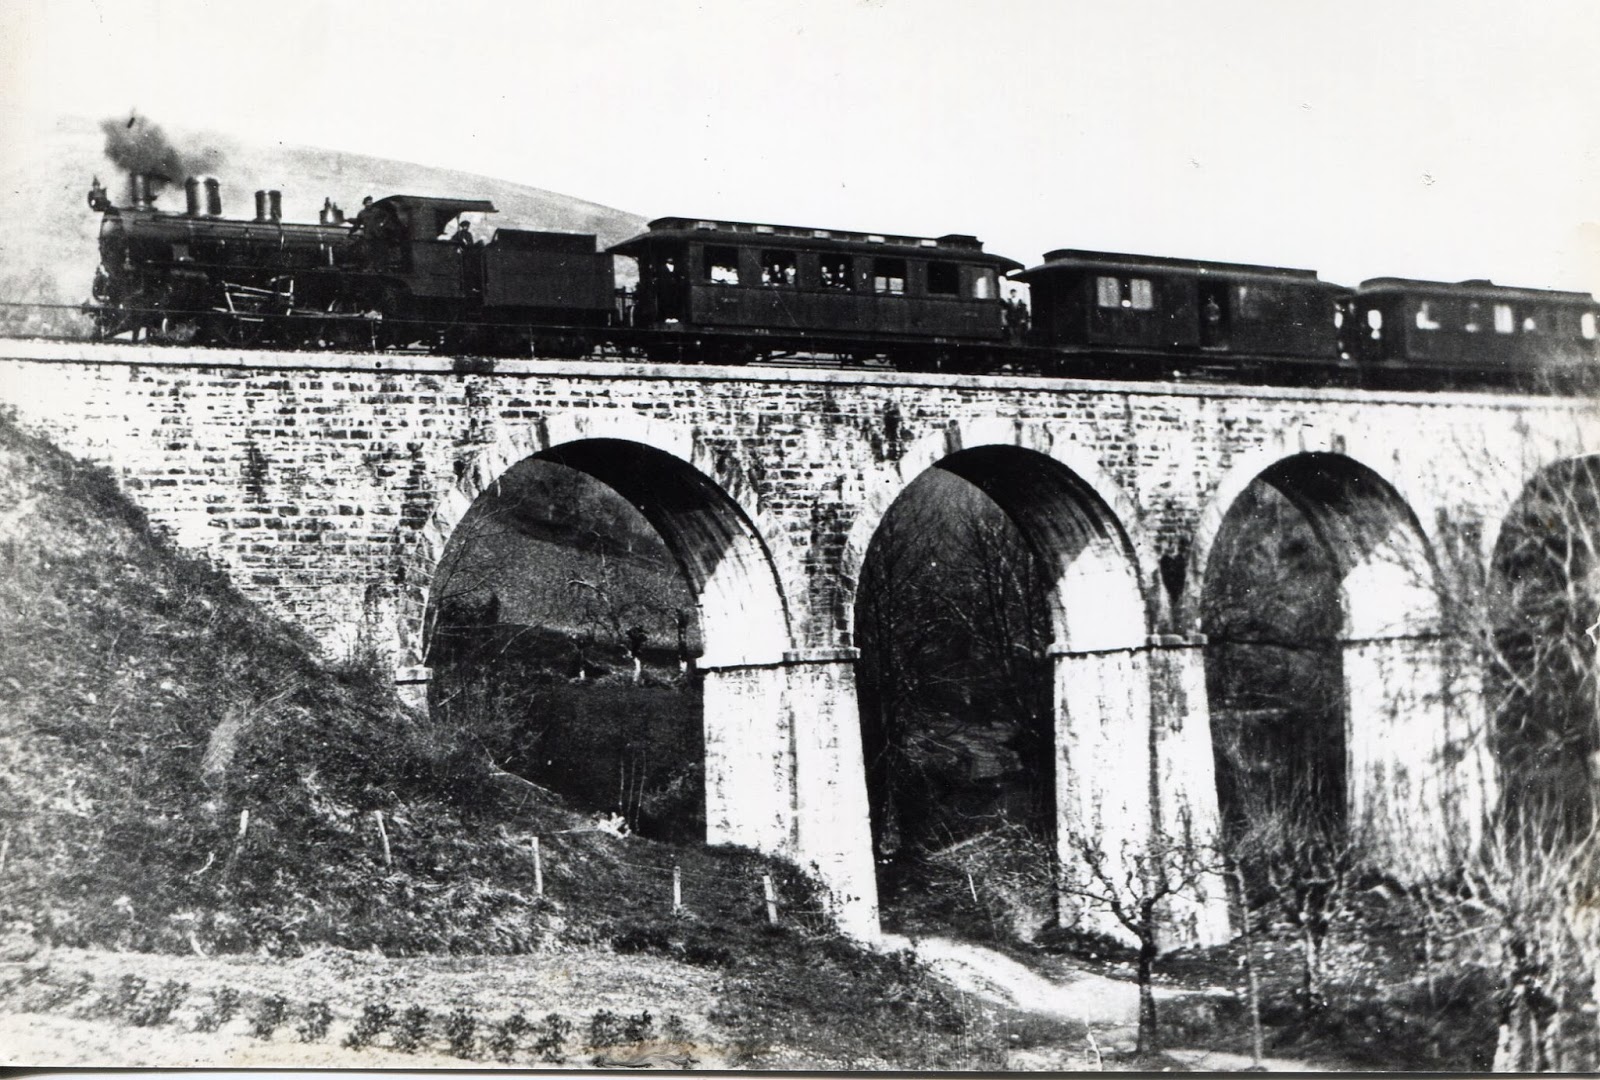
[1005, 288, 1030, 343]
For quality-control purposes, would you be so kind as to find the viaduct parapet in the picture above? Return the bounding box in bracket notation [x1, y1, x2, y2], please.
[3, 339, 1595, 941]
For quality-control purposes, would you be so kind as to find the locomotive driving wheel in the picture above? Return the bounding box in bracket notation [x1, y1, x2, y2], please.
[154, 317, 203, 345]
[318, 299, 379, 351]
[208, 312, 265, 347]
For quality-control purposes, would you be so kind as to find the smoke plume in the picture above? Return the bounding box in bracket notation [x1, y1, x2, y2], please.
[99, 112, 223, 189]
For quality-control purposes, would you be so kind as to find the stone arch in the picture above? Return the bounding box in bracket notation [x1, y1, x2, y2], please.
[1487, 452, 1600, 834]
[1179, 437, 1444, 636]
[844, 419, 1229, 938]
[398, 412, 792, 671]
[1477, 428, 1600, 572]
[1190, 449, 1481, 869]
[398, 411, 823, 895]
[842, 418, 1156, 653]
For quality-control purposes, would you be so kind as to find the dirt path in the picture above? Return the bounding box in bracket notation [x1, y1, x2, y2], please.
[883, 933, 1184, 1043]
[882, 934, 1331, 1071]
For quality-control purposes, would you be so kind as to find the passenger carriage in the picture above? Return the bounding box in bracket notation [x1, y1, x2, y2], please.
[1016, 249, 1352, 383]
[609, 217, 1022, 367]
[1348, 277, 1600, 390]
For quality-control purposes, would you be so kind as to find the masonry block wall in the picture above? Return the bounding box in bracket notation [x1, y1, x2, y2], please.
[3, 339, 1594, 940]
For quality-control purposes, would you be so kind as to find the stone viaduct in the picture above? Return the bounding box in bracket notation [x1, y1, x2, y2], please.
[2, 338, 1595, 940]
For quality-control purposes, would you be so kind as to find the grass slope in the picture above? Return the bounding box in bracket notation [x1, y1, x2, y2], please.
[0, 411, 1003, 1069]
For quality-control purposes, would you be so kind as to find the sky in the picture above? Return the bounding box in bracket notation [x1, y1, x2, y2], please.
[3, 0, 1598, 293]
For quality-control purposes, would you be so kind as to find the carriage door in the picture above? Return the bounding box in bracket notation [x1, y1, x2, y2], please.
[1199, 282, 1229, 349]
[650, 247, 686, 322]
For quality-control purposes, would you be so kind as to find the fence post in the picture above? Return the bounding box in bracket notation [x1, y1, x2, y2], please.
[673, 865, 682, 913]
[373, 810, 392, 870]
[762, 874, 778, 926]
[532, 836, 544, 898]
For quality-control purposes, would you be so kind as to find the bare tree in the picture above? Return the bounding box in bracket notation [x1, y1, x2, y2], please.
[1411, 446, 1600, 1071]
[1224, 788, 1361, 1014]
[1060, 818, 1212, 1055]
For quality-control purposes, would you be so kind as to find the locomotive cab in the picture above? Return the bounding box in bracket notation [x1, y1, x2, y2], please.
[354, 195, 498, 299]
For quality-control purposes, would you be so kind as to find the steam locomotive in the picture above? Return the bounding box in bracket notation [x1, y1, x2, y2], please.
[83, 173, 1600, 390]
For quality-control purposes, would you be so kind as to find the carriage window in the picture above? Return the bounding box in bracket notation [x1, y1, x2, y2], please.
[1583, 311, 1597, 340]
[1415, 301, 1441, 330]
[819, 254, 853, 290]
[1463, 302, 1484, 334]
[760, 250, 796, 287]
[1097, 275, 1156, 310]
[1524, 314, 1541, 333]
[873, 257, 906, 295]
[973, 269, 995, 299]
[703, 246, 740, 285]
[1235, 284, 1276, 320]
[1367, 307, 1383, 338]
[928, 261, 960, 296]
[1494, 303, 1515, 333]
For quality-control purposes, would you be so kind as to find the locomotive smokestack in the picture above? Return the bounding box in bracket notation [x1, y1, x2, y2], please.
[129, 174, 152, 209]
[204, 177, 222, 216]
[268, 190, 282, 222]
[254, 189, 268, 222]
[99, 114, 225, 204]
[184, 177, 201, 216]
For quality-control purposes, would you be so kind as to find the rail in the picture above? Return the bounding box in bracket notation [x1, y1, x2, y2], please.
[0, 299, 1588, 394]
[0, 300, 670, 366]
[0, 299, 895, 369]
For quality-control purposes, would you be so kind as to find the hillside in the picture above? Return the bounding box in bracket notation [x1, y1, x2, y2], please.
[0, 411, 1043, 1069]
[0, 114, 648, 309]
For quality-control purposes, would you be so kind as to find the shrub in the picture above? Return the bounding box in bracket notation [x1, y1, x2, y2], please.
[129, 980, 187, 1027]
[296, 1000, 334, 1042]
[533, 1011, 572, 1063]
[587, 1008, 624, 1049]
[393, 1004, 431, 1053]
[444, 1007, 478, 1058]
[27, 971, 93, 1013]
[341, 1001, 393, 1050]
[485, 1011, 529, 1062]
[663, 1012, 691, 1046]
[248, 993, 290, 1039]
[610, 921, 670, 955]
[105, 974, 147, 1019]
[193, 986, 242, 1032]
[622, 1010, 654, 1044]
